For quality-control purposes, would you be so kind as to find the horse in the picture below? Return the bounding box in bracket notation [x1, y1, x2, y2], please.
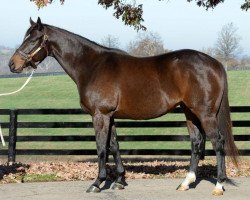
[9, 17, 238, 195]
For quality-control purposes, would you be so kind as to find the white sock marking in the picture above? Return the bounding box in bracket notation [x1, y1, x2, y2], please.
[182, 171, 196, 186]
[215, 182, 223, 190]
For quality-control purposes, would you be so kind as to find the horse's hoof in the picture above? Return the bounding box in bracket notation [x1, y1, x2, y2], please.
[176, 184, 189, 191]
[212, 188, 223, 196]
[86, 185, 101, 193]
[112, 182, 125, 190]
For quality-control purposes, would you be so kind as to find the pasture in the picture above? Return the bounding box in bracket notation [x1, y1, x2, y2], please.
[0, 70, 249, 152]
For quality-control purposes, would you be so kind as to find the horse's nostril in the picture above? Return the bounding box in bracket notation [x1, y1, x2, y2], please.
[8, 60, 14, 68]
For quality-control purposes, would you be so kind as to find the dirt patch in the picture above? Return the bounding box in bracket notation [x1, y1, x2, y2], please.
[0, 158, 249, 184]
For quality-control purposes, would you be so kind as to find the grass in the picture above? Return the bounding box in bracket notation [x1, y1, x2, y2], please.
[0, 71, 249, 108]
[22, 174, 61, 183]
[0, 70, 249, 151]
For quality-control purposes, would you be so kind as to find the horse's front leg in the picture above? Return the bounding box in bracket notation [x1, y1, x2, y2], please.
[86, 112, 111, 193]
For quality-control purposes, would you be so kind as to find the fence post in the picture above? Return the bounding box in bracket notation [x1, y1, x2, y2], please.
[8, 109, 18, 164]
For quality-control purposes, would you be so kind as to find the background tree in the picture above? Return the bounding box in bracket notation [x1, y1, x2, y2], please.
[201, 47, 216, 58]
[214, 22, 242, 70]
[127, 32, 168, 57]
[101, 34, 120, 48]
[240, 55, 250, 67]
[31, 0, 250, 31]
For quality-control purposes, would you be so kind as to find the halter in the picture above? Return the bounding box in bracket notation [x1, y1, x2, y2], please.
[17, 34, 49, 69]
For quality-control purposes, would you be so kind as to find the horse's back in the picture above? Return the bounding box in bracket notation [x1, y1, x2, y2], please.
[112, 49, 225, 119]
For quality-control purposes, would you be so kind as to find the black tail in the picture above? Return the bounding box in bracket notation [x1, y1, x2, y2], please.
[217, 75, 239, 167]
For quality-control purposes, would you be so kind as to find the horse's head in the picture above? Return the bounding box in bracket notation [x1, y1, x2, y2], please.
[9, 17, 49, 73]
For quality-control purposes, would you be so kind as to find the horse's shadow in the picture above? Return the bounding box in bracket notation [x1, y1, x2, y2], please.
[189, 177, 217, 189]
[0, 163, 30, 182]
[0, 159, 219, 191]
[189, 164, 218, 189]
[100, 159, 218, 191]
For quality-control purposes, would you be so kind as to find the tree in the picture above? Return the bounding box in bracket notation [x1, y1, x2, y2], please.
[214, 23, 242, 70]
[31, 0, 250, 31]
[101, 34, 120, 48]
[127, 32, 168, 57]
[201, 47, 216, 58]
[240, 55, 250, 67]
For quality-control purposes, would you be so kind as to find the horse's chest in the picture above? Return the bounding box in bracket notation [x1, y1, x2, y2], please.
[79, 87, 119, 114]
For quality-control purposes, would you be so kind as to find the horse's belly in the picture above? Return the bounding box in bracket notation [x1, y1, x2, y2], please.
[114, 90, 174, 120]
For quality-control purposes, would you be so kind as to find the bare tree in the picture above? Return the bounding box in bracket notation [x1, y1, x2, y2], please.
[101, 34, 120, 48]
[240, 55, 250, 67]
[127, 32, 168, 57]
[215, 22, 242, 70]
[0, 47, 15, 75]
[201, 47, 216, 58]
[35, 57, 66, 74]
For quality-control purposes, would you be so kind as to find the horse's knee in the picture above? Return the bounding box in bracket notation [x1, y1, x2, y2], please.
[190, 132, 204, 154]
[109, 142, 119, 154]
[97, 148, 106, 159]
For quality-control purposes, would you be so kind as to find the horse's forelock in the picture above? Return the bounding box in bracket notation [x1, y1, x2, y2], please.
[23, 25, 36, 41]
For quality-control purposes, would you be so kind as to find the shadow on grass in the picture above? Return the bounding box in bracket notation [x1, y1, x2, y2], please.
[0, 163, 30, 182]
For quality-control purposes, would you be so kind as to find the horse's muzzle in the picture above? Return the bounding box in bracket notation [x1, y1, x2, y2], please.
[9, 59, 23, 73]
[8, 60, 16, 72]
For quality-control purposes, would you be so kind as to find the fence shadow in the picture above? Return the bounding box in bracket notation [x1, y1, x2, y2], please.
[78, 156, 191, 163]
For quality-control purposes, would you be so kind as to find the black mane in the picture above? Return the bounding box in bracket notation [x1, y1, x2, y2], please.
[46, 24, 127, 54]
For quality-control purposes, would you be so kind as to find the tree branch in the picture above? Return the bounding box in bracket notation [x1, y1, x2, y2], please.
[241, 0, 250, 11]
[30, 0, 249, 31]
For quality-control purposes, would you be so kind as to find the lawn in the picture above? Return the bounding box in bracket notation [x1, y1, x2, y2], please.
[0, 70, 249, 151]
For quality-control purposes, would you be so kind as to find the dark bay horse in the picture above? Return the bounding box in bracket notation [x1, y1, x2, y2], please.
[9, 18, 238, 195]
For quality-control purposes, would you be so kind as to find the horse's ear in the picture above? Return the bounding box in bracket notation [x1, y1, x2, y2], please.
[37, 17, 44, 31]
[30, 17, 35, 26]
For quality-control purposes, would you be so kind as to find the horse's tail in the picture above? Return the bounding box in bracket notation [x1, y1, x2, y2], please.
[217, 74, 239, 167]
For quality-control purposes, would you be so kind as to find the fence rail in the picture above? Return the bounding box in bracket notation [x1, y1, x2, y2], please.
[0, 106, 249, 163]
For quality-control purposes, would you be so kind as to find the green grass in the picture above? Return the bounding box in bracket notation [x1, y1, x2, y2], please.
[0, 70, 249, 151]
[227, 71, 250, 106]
[0, 75, 80, 109]
[0, 71, 249, 108]
[22, 174, 61, 183]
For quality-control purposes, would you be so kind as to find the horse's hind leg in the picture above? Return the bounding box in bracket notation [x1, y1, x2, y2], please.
[177, 106, 205, 191]
[109, 118, 126, 190]
[86, 112, 110, 193]
[200, 116, 226, 196]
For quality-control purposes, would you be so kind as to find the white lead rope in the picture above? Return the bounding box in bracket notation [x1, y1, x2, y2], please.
[0, 124, 6, 146]
[0, 69, 35, 96]
[0, 69, 35, 146]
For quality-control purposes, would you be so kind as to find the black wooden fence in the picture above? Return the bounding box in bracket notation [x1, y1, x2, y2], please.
[0, 106, 249, 163]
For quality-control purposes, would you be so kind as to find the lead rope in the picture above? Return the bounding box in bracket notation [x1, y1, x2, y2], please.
[0, 123, 5, 146]
[0, 69, 35, 146]
[0, 69, 35, 96]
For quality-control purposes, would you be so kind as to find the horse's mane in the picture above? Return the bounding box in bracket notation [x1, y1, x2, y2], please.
[45, 24, 127, 55]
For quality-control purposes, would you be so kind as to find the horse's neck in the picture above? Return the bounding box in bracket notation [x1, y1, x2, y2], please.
[47, 26, 101, 83]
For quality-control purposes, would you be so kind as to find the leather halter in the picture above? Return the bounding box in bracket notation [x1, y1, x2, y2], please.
[17, 34, 49, 69]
